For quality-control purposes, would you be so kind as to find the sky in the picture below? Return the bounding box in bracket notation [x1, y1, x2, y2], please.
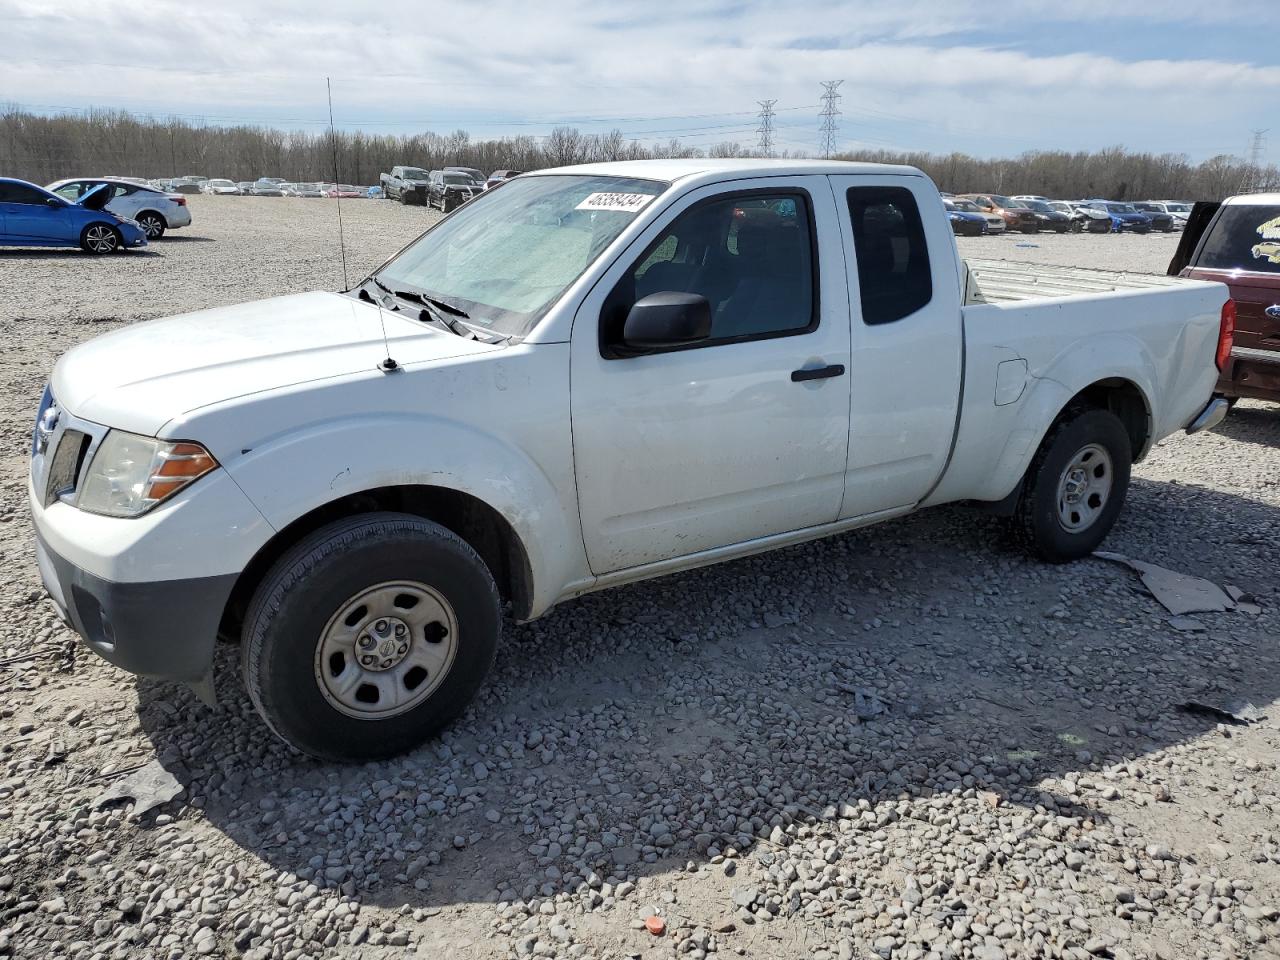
[1, 0, 1277, 163]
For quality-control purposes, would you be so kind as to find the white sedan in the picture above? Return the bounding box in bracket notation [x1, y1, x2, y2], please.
[47, 177, 192, 240]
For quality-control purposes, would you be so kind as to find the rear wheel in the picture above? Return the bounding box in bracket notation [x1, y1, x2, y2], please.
[136, 211, 166, 239]
[80, 223, 121, 254]
[1011, 409, 1132, 562]
[241, 514, 501, 761]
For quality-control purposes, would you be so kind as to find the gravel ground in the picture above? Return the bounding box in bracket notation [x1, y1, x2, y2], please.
[0, 197, 1277, 960]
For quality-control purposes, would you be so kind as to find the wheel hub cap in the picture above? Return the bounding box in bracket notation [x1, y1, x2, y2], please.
[314, 580, 459, 720]
[1056, 443, 1113, 532]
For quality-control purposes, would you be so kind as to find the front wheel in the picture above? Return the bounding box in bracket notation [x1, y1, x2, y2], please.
[241, 514, 501, 761]
[1011, 409, 1132, 562]
[80, 223, 121, 254]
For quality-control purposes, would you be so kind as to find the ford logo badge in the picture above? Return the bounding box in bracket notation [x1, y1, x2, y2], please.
[1266, 305, 1280, 320]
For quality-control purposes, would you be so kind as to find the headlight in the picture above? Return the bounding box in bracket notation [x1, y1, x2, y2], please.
[77, 431, 218, 517]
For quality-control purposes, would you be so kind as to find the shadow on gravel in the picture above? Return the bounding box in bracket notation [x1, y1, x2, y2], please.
[134, 477, 1278, 910]
[155, 235, 216, 243]
[0, 248, 161, 259]
[1211, 404, 1280, 448]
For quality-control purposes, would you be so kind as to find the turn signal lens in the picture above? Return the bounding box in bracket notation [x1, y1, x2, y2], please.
[147, 443, 219, 501]
[1217, 299, 1236, 371]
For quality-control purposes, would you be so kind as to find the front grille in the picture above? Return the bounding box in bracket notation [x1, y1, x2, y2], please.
[44, 429, 91, 507]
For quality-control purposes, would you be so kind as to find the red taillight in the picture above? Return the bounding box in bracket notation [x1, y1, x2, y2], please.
[170, 195, 186, 206]
[1217, 299, 1235, 371]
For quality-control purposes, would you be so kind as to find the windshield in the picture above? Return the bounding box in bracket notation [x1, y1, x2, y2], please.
[951, 199, 980, 212]
[443, 173, 476, 185]
[402, 168, 429, 179]
[1023, 200, 1051, 212]
[376, 174, 666, 338]
[1106, 203, 1137, 213]
[1167, 203, 1191, 213]
[1133, 203, 1159, 212]
[1195, 205, 1280, 274]
[209, 180, 234, 187]
[991, 195, 1016, 207]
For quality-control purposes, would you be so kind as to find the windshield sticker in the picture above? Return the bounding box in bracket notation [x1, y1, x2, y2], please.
[575, 192, 656, 213]
[1257, 215, 1280, 241]
[1254, 242, 1280, 265]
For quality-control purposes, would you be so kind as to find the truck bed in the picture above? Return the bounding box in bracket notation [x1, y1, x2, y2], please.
[962, 258, 1190, 305]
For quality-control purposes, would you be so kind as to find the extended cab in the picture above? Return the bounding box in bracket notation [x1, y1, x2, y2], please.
[379, 165, 432, 205]
[1173, 193, 1280, 405]
[30, 160, 1233, 761]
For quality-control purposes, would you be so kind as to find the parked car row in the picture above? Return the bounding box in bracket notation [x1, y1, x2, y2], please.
[380, 166, 523, 211]
[938, 192, 1192, 237]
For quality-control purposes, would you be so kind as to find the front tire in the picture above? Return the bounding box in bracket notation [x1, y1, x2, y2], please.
[80, 223, 121, 254]
[1011, 409, 1132, 562]
[241, 514, 501, 761]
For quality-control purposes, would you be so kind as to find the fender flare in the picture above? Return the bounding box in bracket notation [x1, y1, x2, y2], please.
[224, 413, 583, 618]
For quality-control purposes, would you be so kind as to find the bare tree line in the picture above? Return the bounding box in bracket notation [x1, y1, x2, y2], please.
[2, 105, 1276, 201]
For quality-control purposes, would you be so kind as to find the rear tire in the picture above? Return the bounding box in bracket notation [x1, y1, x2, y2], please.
[80, 223, 121, 254]
[241, 513, 501, 761]
[1011, 409, 1132, 562]
[136, 211, 166, 239]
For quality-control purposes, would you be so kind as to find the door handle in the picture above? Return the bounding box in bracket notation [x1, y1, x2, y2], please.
[791, 364, 845, 382]
[1266, 305, 1280, 320]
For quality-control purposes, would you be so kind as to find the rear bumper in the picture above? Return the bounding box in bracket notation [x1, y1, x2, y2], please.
[1185, 397, 1230, 434]
[1217, 348, 1280, 403]
[35, 530, 234, 682]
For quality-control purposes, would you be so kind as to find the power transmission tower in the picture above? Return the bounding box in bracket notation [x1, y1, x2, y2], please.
[756, 99, 777, 158]
[1246, 129, 1268, 192]
[819, 81, 843, 159]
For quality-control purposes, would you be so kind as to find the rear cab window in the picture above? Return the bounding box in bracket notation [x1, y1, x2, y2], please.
[1195, 205, 1280, 274]
[846, 186, 933, 325]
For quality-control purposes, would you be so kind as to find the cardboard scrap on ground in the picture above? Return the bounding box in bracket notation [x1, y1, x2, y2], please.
[94, 759, 185, 819]
[1093, 551, 1235, 616]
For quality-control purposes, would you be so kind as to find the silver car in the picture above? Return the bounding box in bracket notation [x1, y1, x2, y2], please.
[47, 177, 192, 239]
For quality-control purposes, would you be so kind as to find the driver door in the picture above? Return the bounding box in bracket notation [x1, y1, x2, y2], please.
[570, 177, 852, 574]
[0, 182, 69, 241]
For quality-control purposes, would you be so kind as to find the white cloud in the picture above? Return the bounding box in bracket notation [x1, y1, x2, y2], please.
[0, 0, 1276, 160]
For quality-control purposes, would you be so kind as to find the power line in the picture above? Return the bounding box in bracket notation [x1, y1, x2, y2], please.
[819, 81, 843, 159]
[756, 100, 777, 158]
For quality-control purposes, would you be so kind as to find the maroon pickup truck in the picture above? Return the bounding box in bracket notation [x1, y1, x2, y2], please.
[1171, 194, 1280, 405]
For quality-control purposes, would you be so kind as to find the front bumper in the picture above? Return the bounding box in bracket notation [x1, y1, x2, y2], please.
[35, 531, 235, 682]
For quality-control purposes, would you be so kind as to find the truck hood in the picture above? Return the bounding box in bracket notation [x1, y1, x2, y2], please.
[52, 291, 501, 436]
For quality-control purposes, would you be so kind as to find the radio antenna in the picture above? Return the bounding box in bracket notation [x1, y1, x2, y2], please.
[325, 78, 350, 290]
[328, 77, 398, 372]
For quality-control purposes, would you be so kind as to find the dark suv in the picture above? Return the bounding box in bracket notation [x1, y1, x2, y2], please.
[428, 170, 484, 212]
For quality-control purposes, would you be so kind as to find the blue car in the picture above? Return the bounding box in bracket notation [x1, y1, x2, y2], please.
[943, 200, 989, 237]
[1080, 200, 1153, 235]
[0, 178, 148, 253]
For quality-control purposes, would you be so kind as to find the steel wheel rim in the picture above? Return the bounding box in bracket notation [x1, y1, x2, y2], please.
[314, 580, 459, 720]
[86, 226, 116, 252]
[1056, 442, 1113, 532]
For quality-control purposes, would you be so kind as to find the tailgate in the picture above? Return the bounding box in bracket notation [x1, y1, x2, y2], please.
[1185, 267, 1280, 379]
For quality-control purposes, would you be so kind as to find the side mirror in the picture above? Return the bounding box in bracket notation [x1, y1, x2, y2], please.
[46, 196, 66, 207]
[622, 292, 712, 350]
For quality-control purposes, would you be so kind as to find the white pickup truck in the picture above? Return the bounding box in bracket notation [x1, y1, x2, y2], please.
[30, 159, 1233, 761]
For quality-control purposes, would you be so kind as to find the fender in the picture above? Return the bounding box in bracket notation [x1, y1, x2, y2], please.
[926, 332, 1157, 507]
[991, 334, 1158, 499]
[223, 413, 585, 619]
